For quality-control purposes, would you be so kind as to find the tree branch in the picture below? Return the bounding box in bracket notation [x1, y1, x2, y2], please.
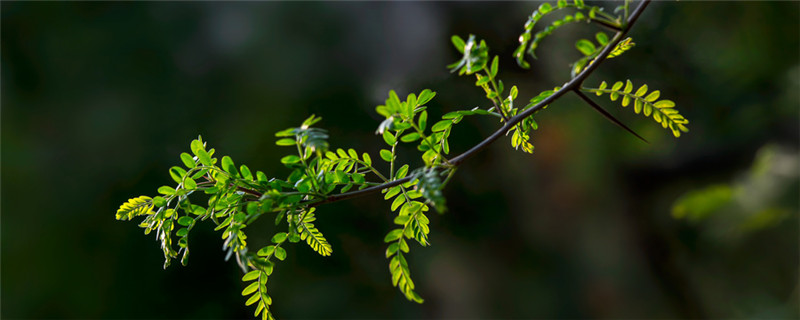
[304, 0, 652, 206]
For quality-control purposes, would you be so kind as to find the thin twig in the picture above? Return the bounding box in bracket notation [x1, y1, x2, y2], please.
[590, 18, 622, 32]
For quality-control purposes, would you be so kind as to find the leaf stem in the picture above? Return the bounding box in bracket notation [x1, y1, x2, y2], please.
[482, 66, 510, 122]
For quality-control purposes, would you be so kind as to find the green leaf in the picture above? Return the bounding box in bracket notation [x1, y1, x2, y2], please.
[280, 155, 301, 165]
[418, 111, 428, 131]
[242, 270, 260, 281]
[400, 132, 420, 143]
[335, 171, 349, 183]
[384, 91, 400, 115]
[396, 165, 409, 179]
[347, 148, 358, 159]
[635, 84, 648, 97]
[245, 293, 261, 306]
[257, 246, 276, 257]
[169, 166, 187, 184]
[158, 186, 175, 195]
[407, 93, 418, 113]
[394, 215, 411, 225]
[222, 156, 237, 176]
[431, 120, 451, 132]
[384, 186, 401, 200]
[645, 90, 660, 102]
[362, 153, 372, 166]
[242, 282, 259, 296]
[302, 114, 322, 127]
[180, 153, 196, 168]
[575, 39, 596, 56]
[178, 216, 194, 226]
[325, 151, 338, 160]
[391, 195, 406, 211]
[624, 80, 633, 93]
[634, 98, 643, 113]
[152, 196, 166, 208]
[654, 100, 676, 109]
[386, 243, 399, 258]
[274, 247, 287, 261]
[595, 32, 609, 45]
[380, 149, 393, 162]
[275, 138, 296, 146]
[417, 89, 436, 106]
[490, 56, 499, 78]
[382, 131, 396, 145]
[384, 229, 403, 242]
[421, 149, 437, 165]
[240, 165, 253, 181]
[191, 169, 208, 180]
[475, 75, 490, 86]
[184, 177, 197, 190]
[197, 149, 212, 166]
[451, 35, 466, 53]
[272, 232, 288, 244]
[538, 2, 552, 14]
[190, 139, 204, 155]
[176, 228, 188, 237]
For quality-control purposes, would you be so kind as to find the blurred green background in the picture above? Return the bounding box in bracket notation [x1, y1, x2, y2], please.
[2, 1, 798, 319]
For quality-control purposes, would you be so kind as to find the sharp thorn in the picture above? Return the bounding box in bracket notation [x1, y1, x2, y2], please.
[574, 90, 649, 144]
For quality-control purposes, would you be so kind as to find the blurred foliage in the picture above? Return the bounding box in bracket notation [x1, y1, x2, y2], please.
[2, 1, 798, 319]
[673, 144, 798, 237]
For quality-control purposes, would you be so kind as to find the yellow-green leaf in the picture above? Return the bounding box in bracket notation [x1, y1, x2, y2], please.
[242, 270, 260, 281]
[380, 149, 393, 162]
[645, 90, 660, 102]
[242, 282, 259, 296]
[245, 293, 261, 306]
[635, 84, 648, 97]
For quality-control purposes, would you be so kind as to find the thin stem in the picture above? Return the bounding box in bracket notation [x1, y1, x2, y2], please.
[389, 132, 400, 178]
[624, 0, 631, 21]
[595, 8, 621, 22]
[590, 18, 622, 32]
[296, 143, 322, 194]
[482, 66, 510, 122]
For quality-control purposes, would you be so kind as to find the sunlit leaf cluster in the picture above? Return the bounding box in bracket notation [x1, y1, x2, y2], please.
[584, 80, 690, 137]
[571, 33, 635, 77]
[514, 0, 625, 68]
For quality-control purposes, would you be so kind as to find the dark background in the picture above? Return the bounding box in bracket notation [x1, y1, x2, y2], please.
[2, 1, 798, 319]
